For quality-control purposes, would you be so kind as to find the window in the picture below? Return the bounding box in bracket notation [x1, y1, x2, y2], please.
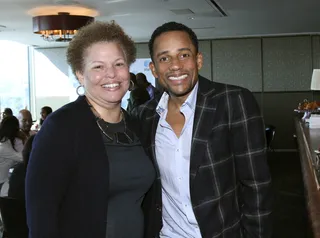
[0, 41, 29, 118]
[31, 48, 77, 121]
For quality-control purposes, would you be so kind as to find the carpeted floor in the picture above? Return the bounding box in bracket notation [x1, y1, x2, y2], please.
[268, 151, 313, 238]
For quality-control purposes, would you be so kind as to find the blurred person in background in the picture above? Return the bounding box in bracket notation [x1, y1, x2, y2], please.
[126, 72, 150, 113]
[1, 108, 13, 122]
[6, 134, 36, 200]
[33, 106, 53, 131]
[136, 72, 161, 100]
[0, 116, 23, 192]
[18, 109, 36, 143]
[2, 108, 13, 118]
[39, 106, 53, 127]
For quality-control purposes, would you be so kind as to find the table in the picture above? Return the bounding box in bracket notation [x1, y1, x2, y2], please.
[295, 117, 320, 237]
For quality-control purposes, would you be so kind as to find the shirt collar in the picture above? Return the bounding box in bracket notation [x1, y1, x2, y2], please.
[156, 81, 199, 117]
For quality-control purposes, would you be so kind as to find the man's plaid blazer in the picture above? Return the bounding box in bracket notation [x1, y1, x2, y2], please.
[137, 76, 273, 238]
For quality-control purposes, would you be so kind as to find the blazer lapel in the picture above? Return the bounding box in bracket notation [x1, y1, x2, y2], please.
[189, 76, 219, 189]
[151, 114, 160, 164]
[149, 109, 161, 178]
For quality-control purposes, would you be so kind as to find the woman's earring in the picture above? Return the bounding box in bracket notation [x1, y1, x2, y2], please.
[128, 80, 135, 91]
[76, 85, 85, 96]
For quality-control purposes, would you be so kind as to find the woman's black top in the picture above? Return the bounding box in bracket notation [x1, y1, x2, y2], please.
[99, 119, 155, 238]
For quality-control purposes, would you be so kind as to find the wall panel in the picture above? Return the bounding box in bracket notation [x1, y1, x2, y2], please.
[198, 40, 211, 80]
[211, 38, 262, 92]
[135, 43, 149, 58]
[262, 36, 313, 92]
[312, 36, 320, 69]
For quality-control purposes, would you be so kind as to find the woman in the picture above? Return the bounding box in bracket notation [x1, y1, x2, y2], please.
[6, 134, 35, 200]
[26, 21, 156, 238]
[0, 116, 23, 192]
[1, 108, 13, 120]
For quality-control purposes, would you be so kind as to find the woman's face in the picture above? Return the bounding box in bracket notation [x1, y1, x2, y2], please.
[76, 41, 130, 108]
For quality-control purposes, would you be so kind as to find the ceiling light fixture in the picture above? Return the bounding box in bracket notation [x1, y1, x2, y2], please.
[29, 5, 98, 42]
[33, 12, 93, 42]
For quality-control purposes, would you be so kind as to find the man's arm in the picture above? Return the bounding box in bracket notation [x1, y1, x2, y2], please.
[230, 88, 273, 237]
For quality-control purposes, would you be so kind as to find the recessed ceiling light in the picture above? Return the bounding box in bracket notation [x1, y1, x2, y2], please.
[170, 9, 194, 15]
[191, 26, 215, 30]
[105, 0, 128, 3]
[54, 0, 80, 5]
[109, 13, 131, 17]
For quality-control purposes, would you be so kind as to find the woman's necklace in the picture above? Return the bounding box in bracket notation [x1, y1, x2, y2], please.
[85, 98, 134, 144]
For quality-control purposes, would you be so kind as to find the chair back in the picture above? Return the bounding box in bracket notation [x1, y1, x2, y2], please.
[265, 125, 276, 151]
[0, 197, 28, 238]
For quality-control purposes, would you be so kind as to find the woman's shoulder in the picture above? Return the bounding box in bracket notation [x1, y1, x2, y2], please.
[0, 138, 23, 154]
[0, 139, 10, 148]
[0, 139, 20, 148]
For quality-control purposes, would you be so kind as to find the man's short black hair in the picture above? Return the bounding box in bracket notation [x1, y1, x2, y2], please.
[41, 106, 53, 115]
[148, 21, 199, 61]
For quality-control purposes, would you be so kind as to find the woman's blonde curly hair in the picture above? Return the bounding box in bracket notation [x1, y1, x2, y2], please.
[67, 20, 136, 77]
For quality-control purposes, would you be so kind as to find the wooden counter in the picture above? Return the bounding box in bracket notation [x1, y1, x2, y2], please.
[295, 117, 320, 237]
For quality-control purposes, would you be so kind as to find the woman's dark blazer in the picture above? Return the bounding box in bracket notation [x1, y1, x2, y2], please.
[25, 96, 154, 238]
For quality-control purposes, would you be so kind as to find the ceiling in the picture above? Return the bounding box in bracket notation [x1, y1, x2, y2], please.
[0, 0, 320, 48]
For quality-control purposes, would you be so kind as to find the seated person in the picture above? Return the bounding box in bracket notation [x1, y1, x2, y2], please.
[33, 106, 53, 131]
[1, 108, 13, 121]
[17, 109, 36, 143]
[0, 116, 23, 192]
[40, 106, 52, 126]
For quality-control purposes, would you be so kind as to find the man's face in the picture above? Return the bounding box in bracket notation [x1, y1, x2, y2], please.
[40, 109, 48, 120]
[19, 111, 32, 132]
[149, 30, 203, 101]
[1, 112, 7, 119]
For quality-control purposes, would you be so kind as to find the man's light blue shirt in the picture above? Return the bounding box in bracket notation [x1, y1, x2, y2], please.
[155, 82, 202, 238]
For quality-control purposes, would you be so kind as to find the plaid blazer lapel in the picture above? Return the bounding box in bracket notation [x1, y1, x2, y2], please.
[150, 112, 160, 172]
[190, 76, 218, 190]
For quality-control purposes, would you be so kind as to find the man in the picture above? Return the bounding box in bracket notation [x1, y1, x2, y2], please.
[135, 22, 272, 238]
[136, 72, 161, 100]
[40, 106, 53, 126]
[33, 106, 53, 131]
[18, 109, 36, 142]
